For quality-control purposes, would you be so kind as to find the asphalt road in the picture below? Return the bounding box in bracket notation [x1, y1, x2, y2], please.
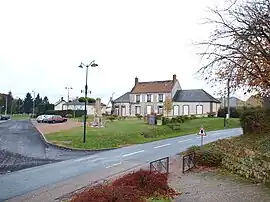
[0, 127, 242, 201]
[0, 120, 99, 174]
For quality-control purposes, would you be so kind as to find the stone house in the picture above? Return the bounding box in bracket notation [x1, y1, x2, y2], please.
[113, 74, 221, 116]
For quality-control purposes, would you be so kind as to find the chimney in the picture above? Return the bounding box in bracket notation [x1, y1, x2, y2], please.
[135, 77, 139, 85]
[61, 97, 63, 101]
[173, 74, 176, 83]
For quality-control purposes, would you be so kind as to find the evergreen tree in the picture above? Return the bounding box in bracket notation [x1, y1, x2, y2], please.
[35, 93, 43, 105]
[23, 92, 33, 114]
[7, 91, 13, 114]
[43, 96, 49, 104]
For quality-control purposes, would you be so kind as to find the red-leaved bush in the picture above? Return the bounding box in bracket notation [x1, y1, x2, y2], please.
[70, 169, 179, 202]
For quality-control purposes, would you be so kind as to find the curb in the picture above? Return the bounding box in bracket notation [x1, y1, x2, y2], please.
[30, 120, 117, 152]
[0, 119, 10, 124]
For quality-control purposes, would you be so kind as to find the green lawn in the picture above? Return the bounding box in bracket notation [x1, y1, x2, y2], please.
[11, 114, 31, 120]
[45, 118, 240, 150]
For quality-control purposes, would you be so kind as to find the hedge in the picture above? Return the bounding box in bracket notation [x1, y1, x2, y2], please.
[44, 110, 85, 117]
[239, 107, 270, 134]
[217, 107, 240, 118]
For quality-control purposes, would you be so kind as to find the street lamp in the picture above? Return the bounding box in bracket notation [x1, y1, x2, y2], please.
[65, 86, 73, 110]
[78, 60, 98, 143]
[32, 90, 36, 116]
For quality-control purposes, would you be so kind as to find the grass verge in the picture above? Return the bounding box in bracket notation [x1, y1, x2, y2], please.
[45, 118, 240, 149]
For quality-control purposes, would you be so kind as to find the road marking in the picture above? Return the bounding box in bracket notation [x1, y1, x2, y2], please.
[154, 143, 171, 149]
[74, 155, 99, 162]
[105, 162, 122, 169]
[178, 139, 192, 143]
[122, 150, 144, 157]
[197, 136, 202, 139]
[211, 133, 220, 136]
[92, 157, 105, 162]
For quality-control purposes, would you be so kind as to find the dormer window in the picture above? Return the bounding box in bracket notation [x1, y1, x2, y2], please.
[147, 94, 152, 102]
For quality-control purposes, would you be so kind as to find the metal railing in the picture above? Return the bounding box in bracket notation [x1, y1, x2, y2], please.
[182, 152, 196, 173]
[150, 157, 169, 174]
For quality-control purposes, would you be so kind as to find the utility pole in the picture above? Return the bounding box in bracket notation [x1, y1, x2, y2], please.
[5, 95, 8, 115]
[32, 90, 36, 116]
[65, 86, 73, 110]
[227, 78, 230, 128]
[223, 93, 226, 128]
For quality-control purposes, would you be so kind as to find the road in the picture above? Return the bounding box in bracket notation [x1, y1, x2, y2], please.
[0, 127, 242, 201]
[0, 120, 99, 174]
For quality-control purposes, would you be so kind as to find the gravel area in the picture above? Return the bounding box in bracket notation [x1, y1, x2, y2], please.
[168, 155, 270, 202]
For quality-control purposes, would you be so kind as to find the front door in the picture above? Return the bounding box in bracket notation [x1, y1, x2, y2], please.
[147, 106, 152, 115]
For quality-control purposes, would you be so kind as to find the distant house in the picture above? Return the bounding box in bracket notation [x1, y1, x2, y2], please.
[113, 74, 221, 116]
[54, 97, 67, 111]
[56, 98, 107, 115]
[245, 95, 270, 108]
[219, 97, 245, 108]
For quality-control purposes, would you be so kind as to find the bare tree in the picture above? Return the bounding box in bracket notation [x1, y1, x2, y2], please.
[197, 0, 270, 96]
[163, 96, 173, 117]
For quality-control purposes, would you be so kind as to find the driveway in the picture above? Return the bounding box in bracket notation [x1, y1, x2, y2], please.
[0, 120, 98, 174]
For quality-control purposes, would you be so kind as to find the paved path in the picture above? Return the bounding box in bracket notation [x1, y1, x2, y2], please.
[0, 127, 242, 201]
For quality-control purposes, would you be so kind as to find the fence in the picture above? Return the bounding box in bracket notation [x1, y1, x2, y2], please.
[182, 152, 196, 173]
[150, 157, 169, 174]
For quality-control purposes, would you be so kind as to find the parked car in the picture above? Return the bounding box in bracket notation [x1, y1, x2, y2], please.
[43, 115, 54, 123]
[46, 115, 67, 124]
[36, 115, 49, 123]
[0, 115, 10, 120]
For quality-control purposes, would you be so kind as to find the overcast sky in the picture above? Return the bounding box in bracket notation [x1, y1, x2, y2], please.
[0, 0, 250, 104]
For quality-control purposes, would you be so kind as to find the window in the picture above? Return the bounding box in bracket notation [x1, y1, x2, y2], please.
[136, 95, 140, 103]
[173, 105, 179, 116]
[147, 94, 152, 102]
[158, 106, 163, 114]
[196, 105, 203, 115]
[183, 105, 189, 115]
[158, 94, 164, 102]
[135, 106, 141, 114]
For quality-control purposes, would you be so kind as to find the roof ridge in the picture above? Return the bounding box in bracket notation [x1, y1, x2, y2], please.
[138, 80, 173, 84]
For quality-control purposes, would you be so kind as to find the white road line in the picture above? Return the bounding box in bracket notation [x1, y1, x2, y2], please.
[105, 162, 122, 169]
[154, 143, 171, 149]
[74, 155, 99, 162]
[178, 139, 192, 143]
[122, 150, 144, 157]
[197, 136, 202, 139]
[91, 157, 105, 162]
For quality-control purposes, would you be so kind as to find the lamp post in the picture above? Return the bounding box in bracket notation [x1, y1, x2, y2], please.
[65, 86, 73, 110]
[32, 90, 36, 116]
[78, 60, 98, 143]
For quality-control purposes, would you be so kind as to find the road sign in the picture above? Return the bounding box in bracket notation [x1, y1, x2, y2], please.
[198, 127, 206, 136]
[198, 127, 206, 147]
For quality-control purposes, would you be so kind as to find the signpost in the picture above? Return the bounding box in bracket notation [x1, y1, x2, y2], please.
[198, 126, 206, 147]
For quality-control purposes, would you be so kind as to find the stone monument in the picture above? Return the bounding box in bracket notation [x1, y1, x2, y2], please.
[91, 98, 105, 127]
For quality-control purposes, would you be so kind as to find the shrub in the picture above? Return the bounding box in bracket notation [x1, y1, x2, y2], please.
[162, 117, 170, 125]
[207, 112, 216, 117]
[190, 115, 196, 120]
[182, 115, 189, 121]
[217, 107, 240, 118]
[195, 149, 223, 167]
[239, 107, 270, 134]
[185, 145, 201, 154]
[156, 114, 163, 120]
[66, 114, 73, 118]
[140, 127, 172, 138]
[167, 123, 181, 130]
[70, 170, 178, 202]
[136, 114, 143, 120]
[107, 116, 116, 122]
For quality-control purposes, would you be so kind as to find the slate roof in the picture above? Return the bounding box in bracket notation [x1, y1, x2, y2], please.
[113, 92, 130, 103]
[173, 89, 221, 103]
[130, 80, 175, 94]
[63, 99, 106, 106]
[54, 99, 66, 106]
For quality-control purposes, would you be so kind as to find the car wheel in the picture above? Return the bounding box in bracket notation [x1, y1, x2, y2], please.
[52, 120, 56, 124]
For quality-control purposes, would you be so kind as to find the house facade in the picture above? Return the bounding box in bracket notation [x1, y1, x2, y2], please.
[55, 98, 107, 115]
[113, 74, 221, 117]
